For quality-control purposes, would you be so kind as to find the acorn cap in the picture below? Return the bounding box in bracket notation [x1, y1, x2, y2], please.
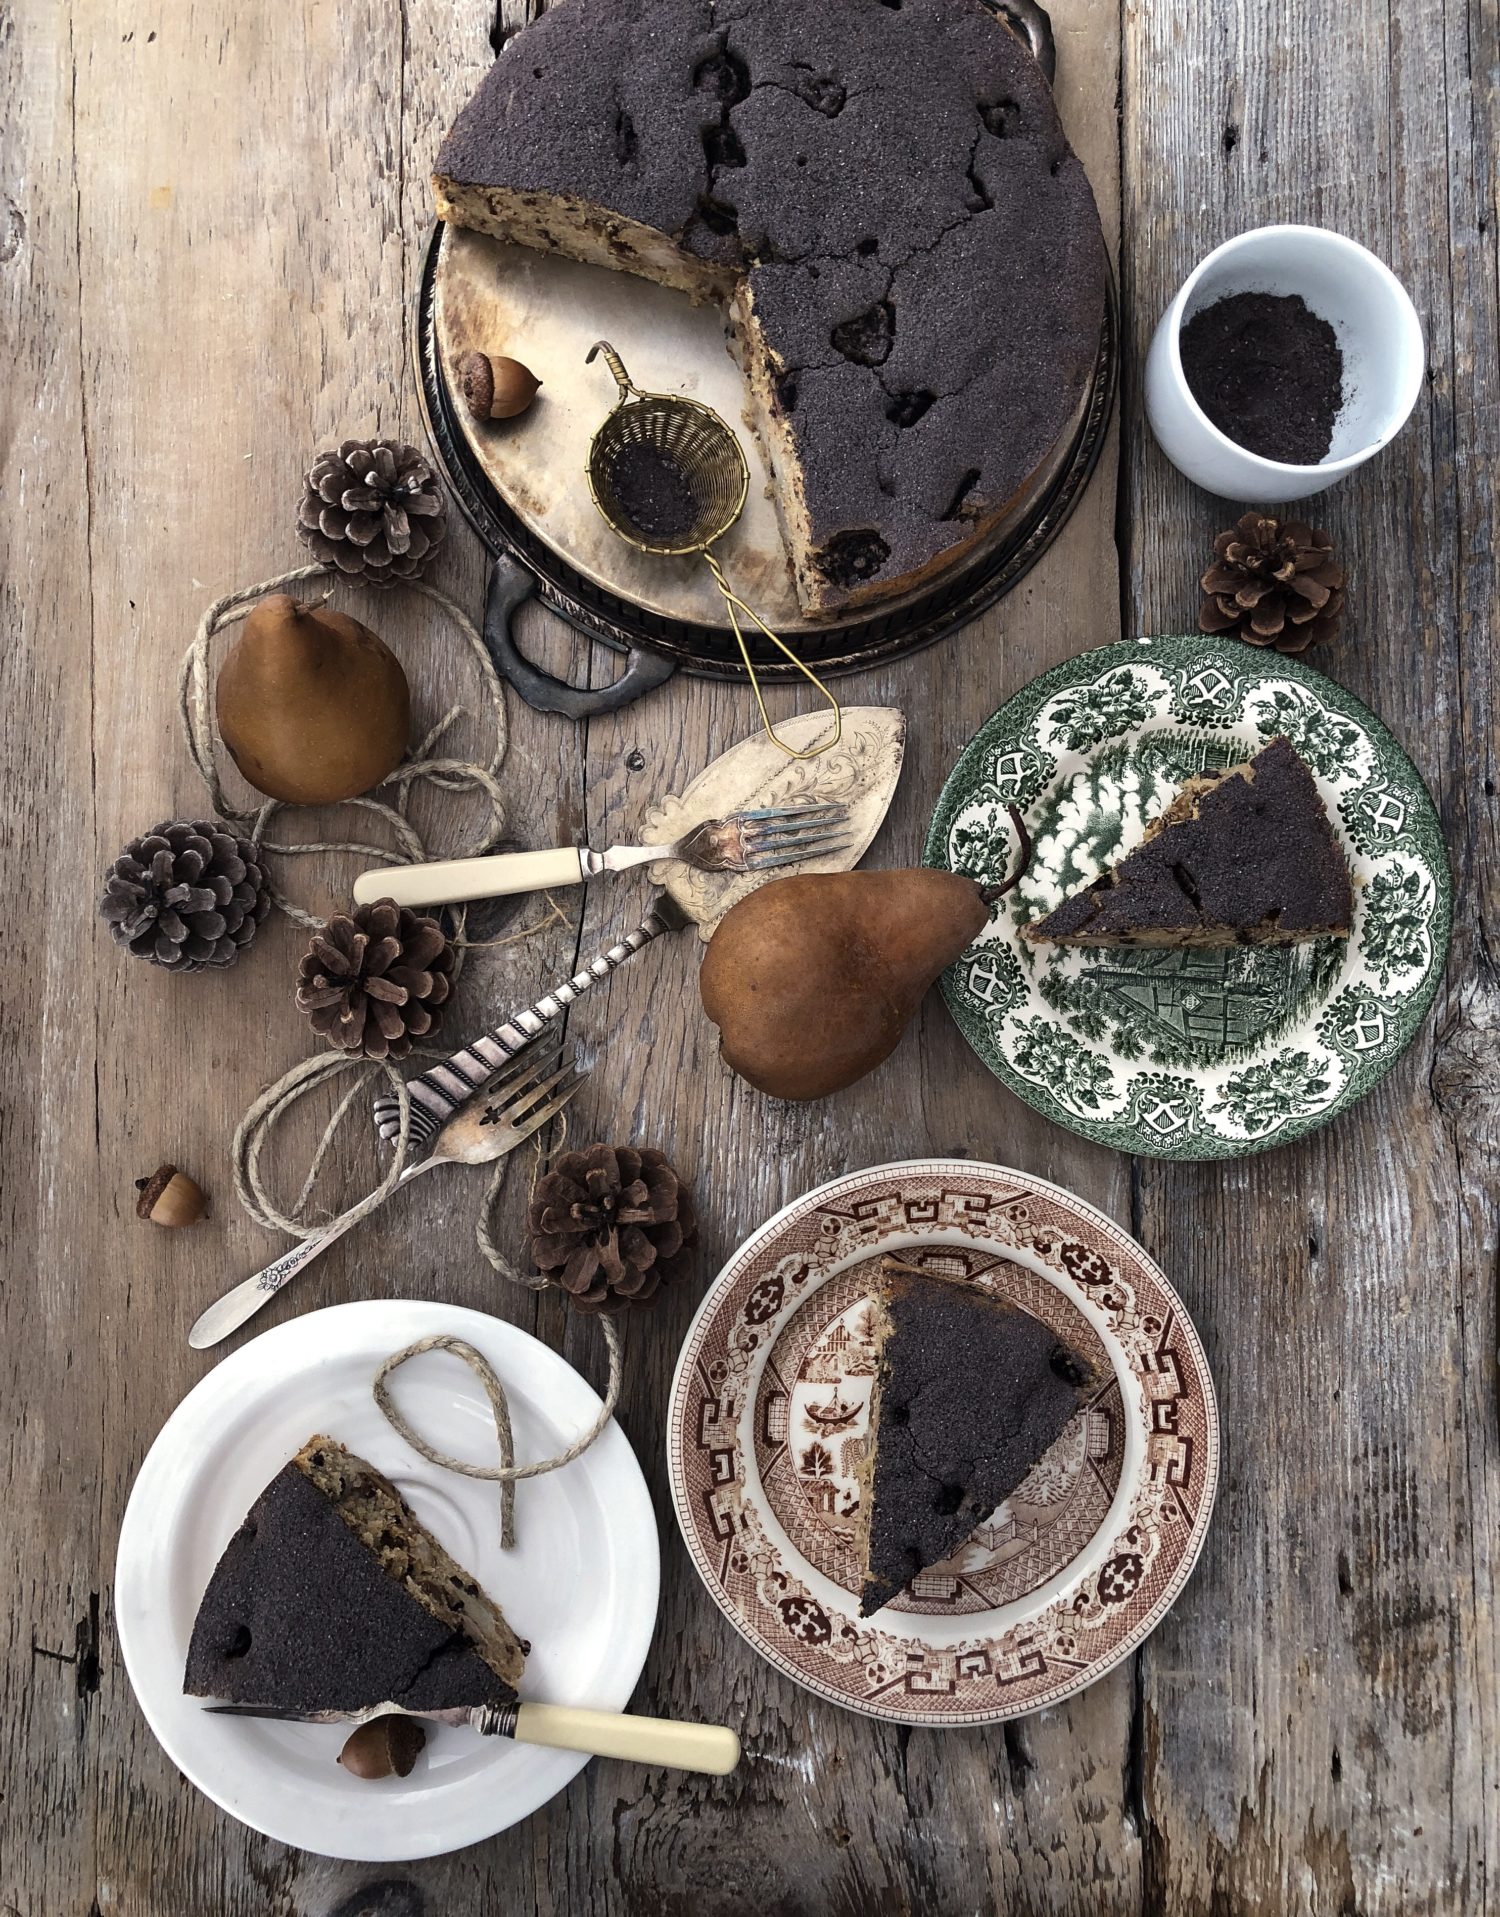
[456, 351, 541, 422]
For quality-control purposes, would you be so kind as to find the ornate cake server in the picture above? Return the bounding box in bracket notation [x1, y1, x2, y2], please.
[372, 705, 906, 1149]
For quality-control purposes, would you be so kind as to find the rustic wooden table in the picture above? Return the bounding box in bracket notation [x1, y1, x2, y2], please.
[5, 1, 1496, 1912]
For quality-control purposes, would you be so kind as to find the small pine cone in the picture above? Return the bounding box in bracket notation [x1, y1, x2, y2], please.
[295, 897, 454, 1059]
[1198, 513, 1345, 654]
[100, 819, 270, 971]
[528, 1145, 698, 1315]
[296, 439, 448, 588]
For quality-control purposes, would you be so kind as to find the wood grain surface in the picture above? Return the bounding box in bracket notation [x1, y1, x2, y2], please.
[1, 1, 1493, 1913]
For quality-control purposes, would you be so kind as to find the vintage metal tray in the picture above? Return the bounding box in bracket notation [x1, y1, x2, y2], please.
[411, 1, 1118, 720]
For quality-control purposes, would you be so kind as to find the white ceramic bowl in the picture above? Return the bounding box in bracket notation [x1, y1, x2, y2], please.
[1144, 224, 1424, 502]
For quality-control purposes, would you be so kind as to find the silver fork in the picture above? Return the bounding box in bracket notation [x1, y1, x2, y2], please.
[188, 1043, 586, 1350]
[374, 897, 688, 1154]
[350, 803, 852, 911]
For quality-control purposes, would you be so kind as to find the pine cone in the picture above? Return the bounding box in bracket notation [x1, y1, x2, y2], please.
[296, 440, 448, 587]
[528, 1145, 698, 1314]
[1198, 513, 1345, 654]
[100, 819, 270, 971]
[295, 898, 454, 1059]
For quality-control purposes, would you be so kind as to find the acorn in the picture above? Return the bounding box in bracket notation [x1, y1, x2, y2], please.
[338, 1714, 426, 1780]
[457, 351, 541, 422]
[135, 1164, 210, 1228]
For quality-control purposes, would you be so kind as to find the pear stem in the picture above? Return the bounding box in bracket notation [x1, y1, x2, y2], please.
[977, 805, 1032, 905]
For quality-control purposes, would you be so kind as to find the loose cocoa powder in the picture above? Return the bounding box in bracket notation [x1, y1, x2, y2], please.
[607, 442, 700, 544]
[1179, 291, 1343, 466]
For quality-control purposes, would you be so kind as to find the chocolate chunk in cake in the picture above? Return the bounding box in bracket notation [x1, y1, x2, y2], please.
[1022, 737, 1354, 949]
[184, 1436, 525, 1713]
[856, 1259, 1092, 1616]
[432, 0, 1107, 615]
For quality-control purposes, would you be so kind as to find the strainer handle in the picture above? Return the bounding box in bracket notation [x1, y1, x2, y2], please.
[480, 554, 678, 719]
[585, 339, 645, 408]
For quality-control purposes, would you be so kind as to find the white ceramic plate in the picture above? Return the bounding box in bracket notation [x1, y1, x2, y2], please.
[116, 1300, 659, 1861]
[667, 1161, 1218, 1726]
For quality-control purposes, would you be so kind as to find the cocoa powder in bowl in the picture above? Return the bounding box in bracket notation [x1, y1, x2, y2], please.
[1179, 291, 1344, 466]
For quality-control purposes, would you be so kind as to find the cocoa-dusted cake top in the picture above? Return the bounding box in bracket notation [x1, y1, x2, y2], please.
[434, 0, 1107, 608]
[860, 1265, 1091, 1615]
[185, 1455, 518, 1715]
[1024, 737, 1355, 946]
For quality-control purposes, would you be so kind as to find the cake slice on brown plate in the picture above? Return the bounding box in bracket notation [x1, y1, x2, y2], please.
[185, 1436, 526, 1714]
[1022, 737, 1353, 949]
[854, 1259, 1093, 1617]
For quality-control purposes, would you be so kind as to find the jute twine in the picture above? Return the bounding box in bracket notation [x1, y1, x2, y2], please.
[178, 563, 510, 933]
[180, 561, 623, 1539]
[372, 1323, 623, 1549]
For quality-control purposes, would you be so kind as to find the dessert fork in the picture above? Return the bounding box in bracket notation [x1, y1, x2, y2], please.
[351, 802, 852, 911]
[188, 1042, 585, 1351]
[206, 1698, 740, 1776]
[374, 896, 688, 1152]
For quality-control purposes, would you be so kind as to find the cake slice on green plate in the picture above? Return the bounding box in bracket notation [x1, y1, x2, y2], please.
[1022, 736, 1353, 949]
[855, 1259, 1093, 1617]
[184, 1436, 526, 1713]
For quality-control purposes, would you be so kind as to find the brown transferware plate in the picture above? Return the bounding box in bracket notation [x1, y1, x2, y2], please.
[667, 1160, 1218, 1725]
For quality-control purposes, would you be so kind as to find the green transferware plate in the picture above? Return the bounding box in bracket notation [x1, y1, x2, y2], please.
[923, 635, 1452, 1160]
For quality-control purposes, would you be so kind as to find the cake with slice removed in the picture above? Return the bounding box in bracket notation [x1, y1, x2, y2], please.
[185, 1436, 526, 1714]
[432, 0, 1107, 616]
[1021, 736, 1354, 949]
[855, 1258, 1093, 1616]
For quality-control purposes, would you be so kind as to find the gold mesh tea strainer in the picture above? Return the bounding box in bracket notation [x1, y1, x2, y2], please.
[584, 341, 841, 760]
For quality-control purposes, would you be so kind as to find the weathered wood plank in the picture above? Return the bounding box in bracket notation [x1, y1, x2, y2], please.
[0, 0, 103, 1910]
[1120, 0, 1500, 1911]
[59, 4, 582, 1914]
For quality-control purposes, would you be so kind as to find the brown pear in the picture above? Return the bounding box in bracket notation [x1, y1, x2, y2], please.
[699, 868, 992, 1101]
[215, 594, 411, 806]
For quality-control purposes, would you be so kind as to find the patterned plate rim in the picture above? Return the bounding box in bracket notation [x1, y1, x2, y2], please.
[923, 634, 1453, 1160]
[666, 1159, 1220, 1726]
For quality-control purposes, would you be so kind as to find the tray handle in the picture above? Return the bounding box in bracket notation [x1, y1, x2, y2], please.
[995, 0, 1056, 83]
[480, 555, 678, 719]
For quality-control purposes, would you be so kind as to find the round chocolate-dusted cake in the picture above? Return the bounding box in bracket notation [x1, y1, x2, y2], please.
[434, 0, 1107, 615]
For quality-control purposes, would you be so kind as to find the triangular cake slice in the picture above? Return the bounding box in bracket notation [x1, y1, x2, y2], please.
[855, 1259, 1093, 1616]
[184, 1436, 526, 1714]
[1022, 736, 1353, 948]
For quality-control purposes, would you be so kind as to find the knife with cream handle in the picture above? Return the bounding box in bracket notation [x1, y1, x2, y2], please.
[206, 1698, 740, 1775]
